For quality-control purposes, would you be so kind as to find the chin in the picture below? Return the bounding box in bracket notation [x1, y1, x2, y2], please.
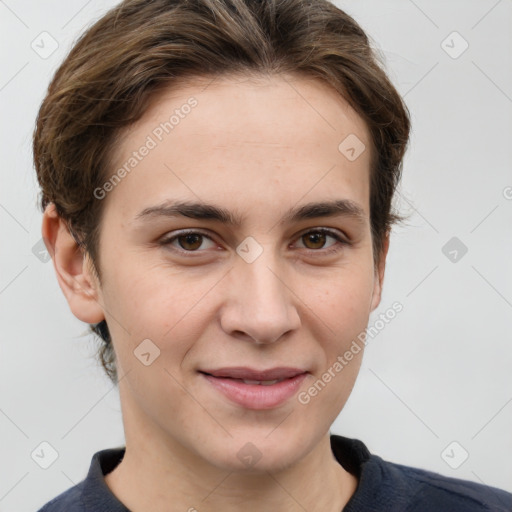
[204, 433, 307, 474]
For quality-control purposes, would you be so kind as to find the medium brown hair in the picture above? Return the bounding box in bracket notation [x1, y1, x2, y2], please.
[33, 0, 411, 385]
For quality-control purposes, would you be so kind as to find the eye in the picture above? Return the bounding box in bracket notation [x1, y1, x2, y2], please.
[294, 228, 348, 255]
[159, 227, 349, 256]
[159, 230, 217, 253]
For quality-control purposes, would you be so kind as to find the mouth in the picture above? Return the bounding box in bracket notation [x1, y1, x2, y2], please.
[199, 366, 308, 381]
[198, 368, 309, 409]
[199, 372, 296, 385]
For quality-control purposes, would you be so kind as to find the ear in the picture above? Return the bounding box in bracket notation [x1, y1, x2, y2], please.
[41, 203, 105, 324]
[370, 230, 390, 312]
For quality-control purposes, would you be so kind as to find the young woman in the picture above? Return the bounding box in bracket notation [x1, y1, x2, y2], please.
[34, 0, 512, 510]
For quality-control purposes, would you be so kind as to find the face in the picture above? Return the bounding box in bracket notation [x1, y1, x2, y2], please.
[70, 73, 386, 472]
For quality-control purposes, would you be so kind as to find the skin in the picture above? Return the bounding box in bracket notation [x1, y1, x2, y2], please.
[42, 72, 389, 511]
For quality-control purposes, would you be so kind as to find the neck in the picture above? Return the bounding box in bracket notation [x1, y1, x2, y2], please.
[105, 434, 357, 512]
[104, 384, 358, 512]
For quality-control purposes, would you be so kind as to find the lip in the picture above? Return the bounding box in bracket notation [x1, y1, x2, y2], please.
[200, 371, 309, 410]
[199, 366, 307, 380]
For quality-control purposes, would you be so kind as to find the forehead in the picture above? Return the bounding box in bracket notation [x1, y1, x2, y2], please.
[138, 72, 370, 151]
[104, 73, 373, 225]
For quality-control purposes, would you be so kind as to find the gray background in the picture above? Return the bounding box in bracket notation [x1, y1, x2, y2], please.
[1, 0, 511, 510]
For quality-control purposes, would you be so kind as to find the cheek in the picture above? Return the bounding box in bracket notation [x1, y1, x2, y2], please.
[307, 274, 371, 411]
[306, 265, 374, 335]
[103, 261, 220, 351]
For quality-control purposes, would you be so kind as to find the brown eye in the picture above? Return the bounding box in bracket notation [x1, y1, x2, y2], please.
[295, 228, 348, 255]
[160, 230, 216, 253]
[302, 231, 328, 250]
[177, 233, 203, 251]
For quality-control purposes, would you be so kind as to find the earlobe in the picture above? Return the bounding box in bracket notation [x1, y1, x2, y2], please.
[370, 231, 390, 312]
[42, 203, 105, 324]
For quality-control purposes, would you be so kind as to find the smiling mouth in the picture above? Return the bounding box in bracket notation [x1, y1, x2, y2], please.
[198, 370, 309, 409]
[199, 372, 292, 385]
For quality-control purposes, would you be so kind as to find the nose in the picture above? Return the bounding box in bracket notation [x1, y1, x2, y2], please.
[219, 250, 301, 345]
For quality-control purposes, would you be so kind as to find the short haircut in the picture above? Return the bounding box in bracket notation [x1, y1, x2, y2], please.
[33, 0, 411, 384]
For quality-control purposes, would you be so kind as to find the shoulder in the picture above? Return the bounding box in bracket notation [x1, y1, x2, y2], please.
[371, 454, 512, 511]
[330, 435, 512, 512]
[331, 434, 512, 510]
[36, 481, 86, 512]
[35, 447, 126, 512]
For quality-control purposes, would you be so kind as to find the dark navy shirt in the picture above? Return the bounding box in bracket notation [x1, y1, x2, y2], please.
[37, 434, 512, 511]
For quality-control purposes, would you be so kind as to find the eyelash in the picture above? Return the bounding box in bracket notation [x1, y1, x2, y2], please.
[158, 228, 349, 256]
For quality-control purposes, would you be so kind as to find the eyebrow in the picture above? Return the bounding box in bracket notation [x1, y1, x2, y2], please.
[134, 199, 367, 227]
